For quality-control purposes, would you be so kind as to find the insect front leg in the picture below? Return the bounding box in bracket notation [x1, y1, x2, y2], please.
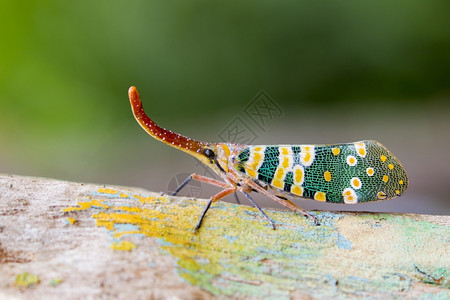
[172, 173, 241, 204]
[171, 173, 229, 196]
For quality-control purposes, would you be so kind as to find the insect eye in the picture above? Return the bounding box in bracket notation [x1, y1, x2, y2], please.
[203, 148, 215, 160]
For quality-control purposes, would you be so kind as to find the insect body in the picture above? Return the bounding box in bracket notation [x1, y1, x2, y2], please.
[128, 86, 408, 230]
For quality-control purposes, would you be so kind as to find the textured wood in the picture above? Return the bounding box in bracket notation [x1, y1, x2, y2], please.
[0, 174, 449, 299]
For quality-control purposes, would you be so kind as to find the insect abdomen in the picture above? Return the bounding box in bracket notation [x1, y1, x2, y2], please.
[234, 141, 408, 204]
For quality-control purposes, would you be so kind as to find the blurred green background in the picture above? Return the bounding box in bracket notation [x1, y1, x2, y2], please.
[1, 1, 449, 214]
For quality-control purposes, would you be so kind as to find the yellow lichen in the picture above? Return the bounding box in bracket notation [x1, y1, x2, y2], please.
[98, 188, 119, 195]
[15, 272, 39, 287]
[109, 240, 136, 251]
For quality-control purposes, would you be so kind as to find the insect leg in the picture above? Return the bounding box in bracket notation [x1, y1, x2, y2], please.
[194, 187, 236, 232]
[241, 191, 276, 230]
[171, 173, 229, 196]
[171, 175, 192, 196]
[244, 179, 319, 226]
[170, 173, 238, 231]
[195, 199, 212, 232]
[233, 192, 241, 205]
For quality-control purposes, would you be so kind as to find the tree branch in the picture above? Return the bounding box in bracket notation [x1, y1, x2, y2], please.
[0, 174, 448, 299]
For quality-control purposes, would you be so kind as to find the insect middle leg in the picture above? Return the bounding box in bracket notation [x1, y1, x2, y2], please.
[171, 173, 236, 231]
[194, 186, 236, 232]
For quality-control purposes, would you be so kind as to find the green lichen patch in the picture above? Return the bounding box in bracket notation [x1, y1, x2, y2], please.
[63, 189, 450, 299]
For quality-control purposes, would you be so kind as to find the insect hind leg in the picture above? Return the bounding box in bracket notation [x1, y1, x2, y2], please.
[244, 179, 320, 226]
[233, 192, 241, 204]
[241, 191, 276, 230]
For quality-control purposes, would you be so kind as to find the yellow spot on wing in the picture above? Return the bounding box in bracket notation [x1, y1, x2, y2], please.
[244, 146, 266, 179]
[346, 155, 357, 166]
[252, 152, 262, 166]
[342, 188, 357, 204]
[399, 180, 404, 185]
[300, 146, 315, 166]
[246, 168, 257, 178]
[291, 185, 303, 196]
[366, 167, 374, 176]
[279, 147, 292, 169]
[246, 152, 263, 179]
[293, 165, 305, 185]
[314, 191, 326, 202]
[377, 191, 387, 200]
[351, 177, 362, 189]
[354, 142, 367, 157]
[271, 166, 286, 190]
[282, 157, 290, 169]
[304, 152, 311, 162]
[380, 155, 387, 162]
[389, 164, 394, 170]
[383, 175, 389, 183]
[274, 166, 285, 181]
[324, 171, 332, 182]
[358, 148, 366, 156]
[332, 147, 340, 156]
[272, 179, 284, 189]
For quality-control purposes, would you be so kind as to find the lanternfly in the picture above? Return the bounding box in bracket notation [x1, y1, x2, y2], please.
[128, 86, 408, 231]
